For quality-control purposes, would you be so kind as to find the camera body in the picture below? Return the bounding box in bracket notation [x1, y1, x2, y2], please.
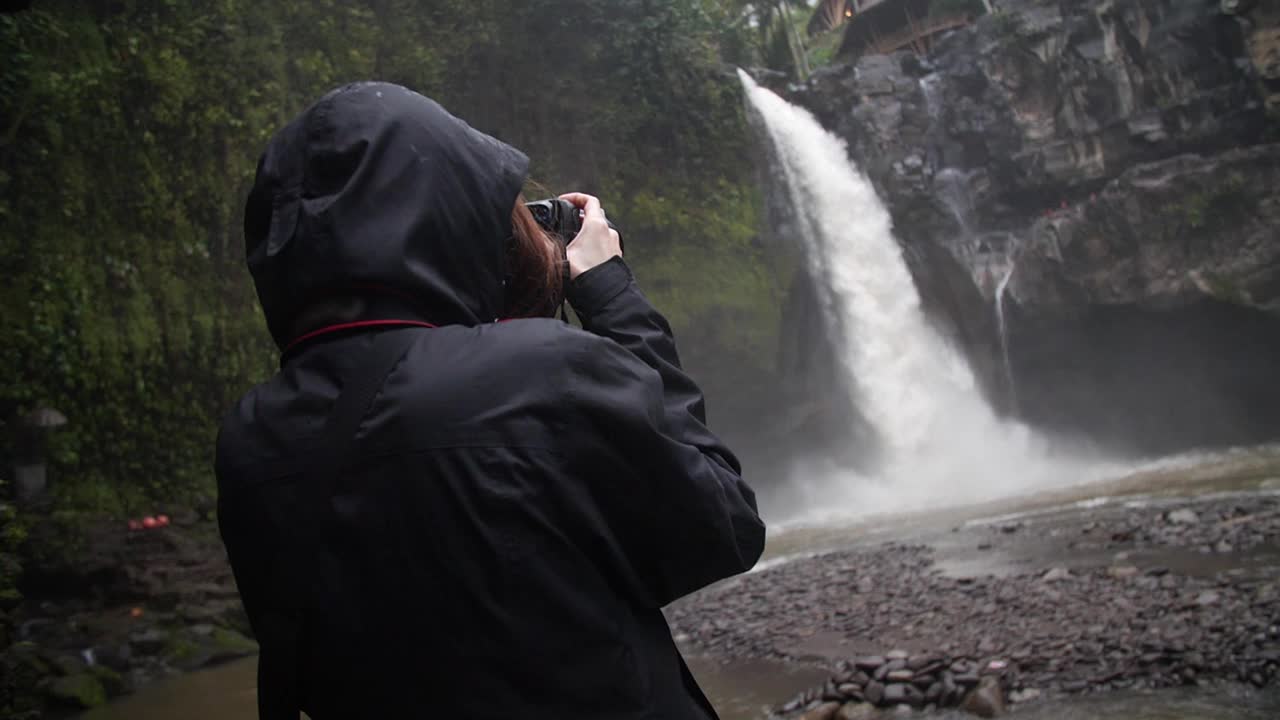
[525, 198, 622, 252]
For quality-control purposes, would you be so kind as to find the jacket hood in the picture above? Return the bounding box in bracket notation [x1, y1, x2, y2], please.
[245, 82, 530, 348]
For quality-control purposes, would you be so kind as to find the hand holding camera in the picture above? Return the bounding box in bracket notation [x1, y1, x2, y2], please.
[527, 193, 623, 279]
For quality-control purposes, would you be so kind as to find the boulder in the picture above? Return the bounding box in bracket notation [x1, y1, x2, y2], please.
[960, 675, 1006, 717]
[1042, 568, 1072, 582]
[799, 701, 843, 720]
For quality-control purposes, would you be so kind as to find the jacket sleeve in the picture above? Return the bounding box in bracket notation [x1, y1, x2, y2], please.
[565, 257, 766, 606]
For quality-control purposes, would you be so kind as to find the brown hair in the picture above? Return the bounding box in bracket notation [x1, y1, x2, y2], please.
[504, 194, 564, 318]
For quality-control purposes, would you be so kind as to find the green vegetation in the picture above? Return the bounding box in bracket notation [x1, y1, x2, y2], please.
[46, 673, 107, 709]
[719, 0, 816, 79]
[0, 1, 785, 517]
[1179, 172, 1249, 231]
[1, 643, 47, 719]
[0, 483, 23, 616]
[0, 481, 26, 698]
[1201, 273, 1252, 306]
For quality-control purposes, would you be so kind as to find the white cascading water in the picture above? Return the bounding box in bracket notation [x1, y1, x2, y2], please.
[994, 260, 1019, 414]
[739, 71, 1111, 525]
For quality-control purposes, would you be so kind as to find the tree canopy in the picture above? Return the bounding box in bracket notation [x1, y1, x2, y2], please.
[0, 0, 789, 513]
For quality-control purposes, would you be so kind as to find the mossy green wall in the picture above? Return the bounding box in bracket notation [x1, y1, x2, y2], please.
[0, 1, 784, 513]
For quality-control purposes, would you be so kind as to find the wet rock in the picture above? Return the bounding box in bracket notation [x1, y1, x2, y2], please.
[885, 666, 916, 681]
[798, 701, 842, 720]
[1041, 568, 1072, 582]
[903, 684, 925, 708]
[863, 680, 885, 705]
[942, 674, 960, 704]
[836, 703, 877, 720]
[1062, 680, 1088, 692]
[854, 655, 885, 671]
[94, 642, 133, 672]
[128, 627, 169, 655]
[882, 683, 909, 705]
[1196, 591, 1221, 606]
[960, 676, 1005, 718]
[671, 506, 1280, 712]
[1167, 510, 1199, 525]
[875, 660, 906, 681]
[925, 681, 943, 704]
[907, 654, 939, 671]
[1008, 687, 1042, 703]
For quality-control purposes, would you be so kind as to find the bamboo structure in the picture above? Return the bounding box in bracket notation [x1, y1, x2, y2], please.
[809, 0, 986, 59]
[865, 10, 973, 56]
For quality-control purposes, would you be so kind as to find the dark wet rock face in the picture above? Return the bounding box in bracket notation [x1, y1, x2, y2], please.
[1009, 297, 1280, 453]
[1013, 146, 1280, 314]
[781, 0, 1280, 453]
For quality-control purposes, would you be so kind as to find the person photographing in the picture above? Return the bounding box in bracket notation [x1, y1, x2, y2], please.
[216, 81, 766, 719]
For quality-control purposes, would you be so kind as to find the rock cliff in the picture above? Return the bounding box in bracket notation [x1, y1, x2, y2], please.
[781, 0, 1280, 453]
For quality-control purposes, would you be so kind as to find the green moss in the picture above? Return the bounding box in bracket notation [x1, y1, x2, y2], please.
[163, 633, 199, 664]
[45, 673, 107, 709]
[0, 486, 24, 614]
[617, 178, 781, 367]
[209, 627, 258, 658]
[89, 664, 125, 697]
[1202, 273, 1251, 305]
[1165, 172, 1254, 235]
[1, 643, 48, 717]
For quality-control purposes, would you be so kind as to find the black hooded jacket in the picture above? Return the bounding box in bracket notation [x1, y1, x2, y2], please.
[216, 82, 766, 719]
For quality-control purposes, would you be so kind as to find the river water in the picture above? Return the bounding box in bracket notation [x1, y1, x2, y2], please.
[74, 652, 1280, 720]
[79, 447, 1280, 719]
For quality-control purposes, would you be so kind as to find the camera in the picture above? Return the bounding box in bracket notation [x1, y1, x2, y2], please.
[525, 198, 622, 252]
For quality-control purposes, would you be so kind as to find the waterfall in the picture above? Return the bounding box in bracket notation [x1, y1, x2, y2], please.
[995, 260, 1019, 413]
[933, 167, 975, 239]
[740, 71, 1106, 524]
